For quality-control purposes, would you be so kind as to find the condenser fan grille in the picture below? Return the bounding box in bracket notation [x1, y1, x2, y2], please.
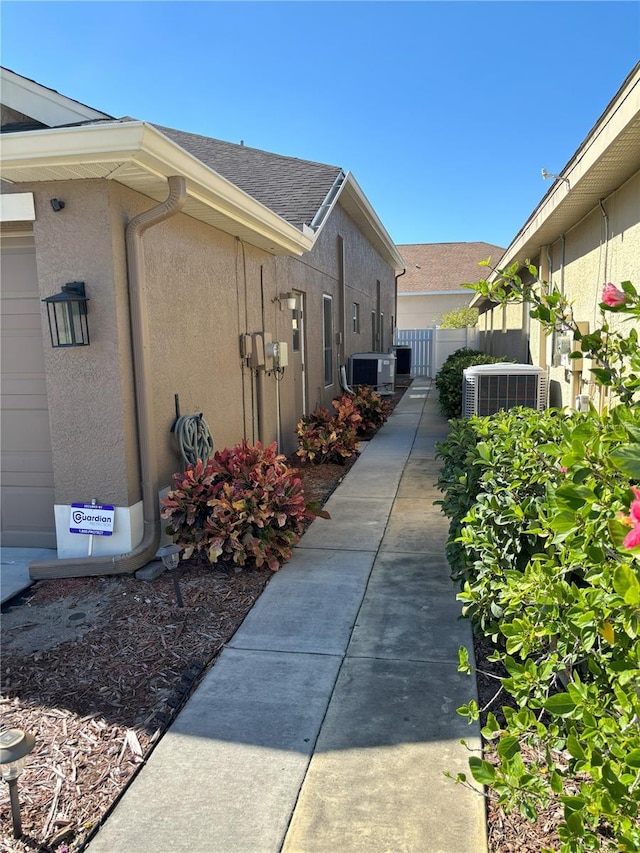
[476, 373, 540, 416]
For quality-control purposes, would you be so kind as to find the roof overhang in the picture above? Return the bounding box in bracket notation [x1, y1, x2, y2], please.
[312, 170, 405, 270]
[0, 121, 314, 256]
[471, 63, 640, 310]
[1, 66, 111, 126]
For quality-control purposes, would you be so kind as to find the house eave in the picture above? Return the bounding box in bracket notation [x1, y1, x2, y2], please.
[492, 63, 640, 278]
[1, 66, 112, 126]
[313, 171, 404, 270]
[0, 121, 314, 256]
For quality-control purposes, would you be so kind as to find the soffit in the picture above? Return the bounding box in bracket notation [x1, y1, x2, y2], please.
[510, 116, 640, 265]
[0, 124, 312, 256]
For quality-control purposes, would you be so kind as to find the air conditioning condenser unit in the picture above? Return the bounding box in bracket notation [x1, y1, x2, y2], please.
[462, 364, 548, 417]
[348, 352, 395, 394]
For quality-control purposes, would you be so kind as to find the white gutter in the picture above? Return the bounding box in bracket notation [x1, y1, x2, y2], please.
[0, 122, 313, 256]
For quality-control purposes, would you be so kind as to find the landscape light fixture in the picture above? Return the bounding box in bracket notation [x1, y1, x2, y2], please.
[0, 728, 37, 838]
[42, 281, 90, 347]
[156, 544, 184, 608]
[272, 292, 297, 311]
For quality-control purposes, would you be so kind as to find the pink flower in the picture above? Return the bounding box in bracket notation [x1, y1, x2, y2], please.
[622, 486, 640, 550]
[602, 283, 627, 307]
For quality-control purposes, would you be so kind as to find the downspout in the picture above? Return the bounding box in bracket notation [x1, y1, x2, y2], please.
[394, 268, 406, 344]
[31, 176, 187, 579]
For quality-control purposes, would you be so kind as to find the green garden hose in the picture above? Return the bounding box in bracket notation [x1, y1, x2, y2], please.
[174, 413, 215, 467]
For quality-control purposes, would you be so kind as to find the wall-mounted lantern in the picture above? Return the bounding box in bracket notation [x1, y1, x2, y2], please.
[42, 281, 90, 347]
[272, 292, 296, 311]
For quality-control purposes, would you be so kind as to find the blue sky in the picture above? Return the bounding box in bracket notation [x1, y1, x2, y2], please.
[2, 1, 639, 250]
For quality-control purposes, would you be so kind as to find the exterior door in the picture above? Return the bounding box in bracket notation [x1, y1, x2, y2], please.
[291, 291, 306, 419]
[1, 233, 56, 547]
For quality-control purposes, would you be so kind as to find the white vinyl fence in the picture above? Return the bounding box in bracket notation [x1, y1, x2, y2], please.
[395, 327, 479, 378]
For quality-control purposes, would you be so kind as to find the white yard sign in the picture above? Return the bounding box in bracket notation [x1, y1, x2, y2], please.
[69, 503, 115, 536]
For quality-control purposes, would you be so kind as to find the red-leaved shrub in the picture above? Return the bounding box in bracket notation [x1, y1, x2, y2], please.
[296, 397, 361, 464]
[161, 441, 311, 571]
[349, 385, 391, 435]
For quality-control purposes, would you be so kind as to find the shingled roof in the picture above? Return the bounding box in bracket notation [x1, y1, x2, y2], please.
[155, 125, 343, 232]
[397, 242, 506, 293]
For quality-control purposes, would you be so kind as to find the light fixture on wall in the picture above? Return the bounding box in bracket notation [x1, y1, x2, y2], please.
[272, 292, 296, 311]
[541, 168, 570, 188]
[42, 281, 90, 347]
[0, 728, 37, 838]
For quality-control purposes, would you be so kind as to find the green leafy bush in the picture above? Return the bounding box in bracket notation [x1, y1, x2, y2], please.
[438, 271, 640, 850]
[437, 306, 478, 328]
[435, 348, 505, 419]
[161, 440, 311, 571]
[296, 396, 361, 464]
[444, 405, 640, 851]
[349, 385, 391, 436]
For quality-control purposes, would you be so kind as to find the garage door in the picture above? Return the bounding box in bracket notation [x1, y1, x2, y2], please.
[1, 233, 56, 547]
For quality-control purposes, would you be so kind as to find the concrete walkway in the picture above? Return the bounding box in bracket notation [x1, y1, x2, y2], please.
[88, 378, 487, 853]
[1, 547, 54, 605]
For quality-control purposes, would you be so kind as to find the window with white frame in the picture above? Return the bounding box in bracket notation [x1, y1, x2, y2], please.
[323, 295, 333, 386]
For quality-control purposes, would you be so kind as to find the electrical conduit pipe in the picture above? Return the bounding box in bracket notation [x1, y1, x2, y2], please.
[30, 176, 187, 579]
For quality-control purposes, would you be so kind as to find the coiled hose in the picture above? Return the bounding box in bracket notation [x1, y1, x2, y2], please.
[174, 413, 215, 467]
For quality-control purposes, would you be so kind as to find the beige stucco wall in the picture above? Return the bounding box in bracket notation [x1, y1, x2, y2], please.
[27, 180, 138, 507]
[397, 292, 472, 330]
[16, 176, 398, 516]
[276, 201, 397, 446]
[528, 171, 640, 410]
[477, 301, 530, 364]
[25, 178, 284, 508]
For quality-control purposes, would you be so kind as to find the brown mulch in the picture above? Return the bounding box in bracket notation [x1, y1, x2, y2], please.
[1, 377, 559, 852]
[472, 637, 564, 853]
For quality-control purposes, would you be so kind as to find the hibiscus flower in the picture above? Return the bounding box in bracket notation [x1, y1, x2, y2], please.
[622, 486, 640, 549]
[602, 283, 627, 307]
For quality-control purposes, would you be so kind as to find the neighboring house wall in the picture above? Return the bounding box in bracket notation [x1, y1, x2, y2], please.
[532, 172, 640, 410]
[474, 64, 640, 412]
[478, 174, 640, 410]
[396, 242, 505, 333]
[397, 292, 471, 329]
[477, 301, 531, 364]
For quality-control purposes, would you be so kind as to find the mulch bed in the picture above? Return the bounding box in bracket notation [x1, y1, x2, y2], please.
[1, 377, 561, 852]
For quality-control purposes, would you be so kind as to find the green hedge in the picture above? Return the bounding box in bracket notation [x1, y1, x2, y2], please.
[436, 405, 640, 851]
[435, 348, 505, 419]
